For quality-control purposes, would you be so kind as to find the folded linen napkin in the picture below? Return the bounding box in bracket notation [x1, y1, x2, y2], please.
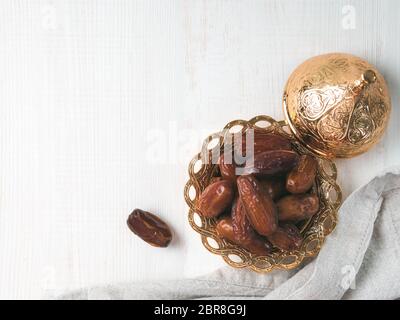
[61, 167, 400, 300]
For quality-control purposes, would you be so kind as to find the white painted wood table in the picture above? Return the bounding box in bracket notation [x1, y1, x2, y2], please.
[0, 0, 399, 299]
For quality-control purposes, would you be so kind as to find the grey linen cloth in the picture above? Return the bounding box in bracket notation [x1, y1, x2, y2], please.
[61, 167, 400, 300]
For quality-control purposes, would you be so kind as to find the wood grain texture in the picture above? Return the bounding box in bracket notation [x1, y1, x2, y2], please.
[0, 0, 399, 299]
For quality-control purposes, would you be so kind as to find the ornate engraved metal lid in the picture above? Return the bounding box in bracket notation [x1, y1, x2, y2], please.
[283, 53, 391, 158]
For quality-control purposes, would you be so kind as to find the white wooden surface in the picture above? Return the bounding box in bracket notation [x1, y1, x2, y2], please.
[0, 0, 399, 299]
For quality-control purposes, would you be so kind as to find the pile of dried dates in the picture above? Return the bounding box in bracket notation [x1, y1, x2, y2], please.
[196, 129, 319, 255]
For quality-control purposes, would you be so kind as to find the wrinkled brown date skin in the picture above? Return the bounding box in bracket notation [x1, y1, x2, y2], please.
[231, 197, 252, 242]
[277, 194, 320, 222]
[127, 209, 172, 247]
[196, 180, 235, 218]
[242, 150, 299, 177]
[240, 130, 292, 156]
[216, 217, 272, 256]
[286, 155, 318, 194]
[237, 175, 278, 236]
[218, 154, 237, 183]
[259, 177, 287, 200]
[268, 224, 303, 251]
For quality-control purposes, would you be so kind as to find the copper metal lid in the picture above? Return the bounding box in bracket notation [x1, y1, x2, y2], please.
[283, 53, 391, 158]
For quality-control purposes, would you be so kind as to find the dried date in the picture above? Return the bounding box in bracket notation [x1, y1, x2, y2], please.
[286, 155, 318, 194]
[231, 196, 252, 242]
[242, 150, 299, 176]
[239, 130, 292, 156]
[216, 216, 272, 256]
[277, 194, 320, 222]
[268, 224, 303, 251]
[127, 209, 172, 248]
[218, 153, 237, 183]
[259, 177, 287, 200]
[237, 175, 278, 236]
[196, 180, 235, 218]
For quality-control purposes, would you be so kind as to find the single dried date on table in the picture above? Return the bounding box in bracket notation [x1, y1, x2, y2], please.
[196, 180, 235, 218]
[216, 216, 272, 256]
[242, 150, 299, 176]
[237, 175, 278, 236]
[286, 154, 318, 194]
[127, 209, 172, 248]
[277, 194, 320, 222]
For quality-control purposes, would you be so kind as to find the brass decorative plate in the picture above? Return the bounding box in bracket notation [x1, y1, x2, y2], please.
[184, 115, 342, 273]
